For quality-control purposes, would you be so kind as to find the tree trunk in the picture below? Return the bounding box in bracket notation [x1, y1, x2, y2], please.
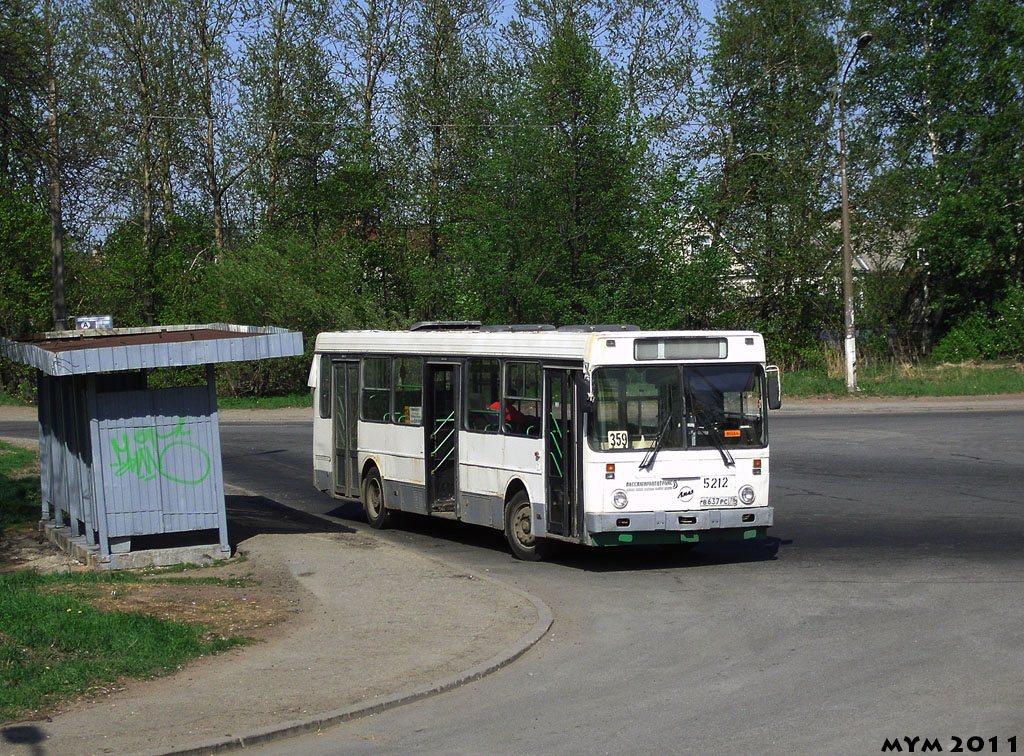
[202, 48, 224, 258]
[265, 0, 289, 226]
[141, 114, 155, 325]
[159, 126, 176, 242]
[45, 0, 67, 331]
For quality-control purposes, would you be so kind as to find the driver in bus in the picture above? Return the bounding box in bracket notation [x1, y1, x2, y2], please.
[489, 399, 528, 425]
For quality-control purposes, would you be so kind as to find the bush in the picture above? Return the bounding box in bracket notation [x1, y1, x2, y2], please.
[993, 285, 1024, 359]
[0, 363, 37, 403]
[932, 311, 994, 361]
[932, 285, 1024, 362]
[761, 332, 829, 372]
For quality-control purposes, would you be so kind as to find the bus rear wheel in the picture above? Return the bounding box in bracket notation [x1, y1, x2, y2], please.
[504, 490, 547, 561]
[362, 467, 393, 529]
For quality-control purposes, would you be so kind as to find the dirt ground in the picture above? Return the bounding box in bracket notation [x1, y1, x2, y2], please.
[0, 526, 299, 643]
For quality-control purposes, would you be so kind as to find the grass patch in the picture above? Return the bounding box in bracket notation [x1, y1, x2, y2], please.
[861, 363, 1024, 397]
[0, 441, 41, 532]
[1, 443, 258, 723]
[783, 362, 1024, 398]
[32, 570, 256, 590]
[0, 570, 249, 722]
[134, 555, 248, 575]
[778, 370, 846, 398]
[216, 392, 312, 410]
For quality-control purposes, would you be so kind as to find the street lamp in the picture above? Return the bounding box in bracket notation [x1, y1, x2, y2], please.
[838, 31, 872, 393]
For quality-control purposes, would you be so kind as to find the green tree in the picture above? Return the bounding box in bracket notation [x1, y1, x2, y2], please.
[330, 0, 413, 164]
[393, 0, 494, 318]
[178, 0, 248, 259]
[241, 0, 342, 230]
[1, 0, 93, 334]
[699, 0, 839, 359]
[325, 0, 418, 323]
[604, 0, 702, 154]
[852, 0, 1024, 353]
[0, 0, 47, 339]
[0, 0, 43, 188]
[910, 2, 1023, 334]
[461, 5, 640, 324]
[86, 0, 182, 325]
[0, 190, 50, 335]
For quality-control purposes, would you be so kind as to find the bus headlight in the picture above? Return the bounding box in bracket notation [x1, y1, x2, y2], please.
[612, 490, 629, 509]
[739, 485, 756, 505]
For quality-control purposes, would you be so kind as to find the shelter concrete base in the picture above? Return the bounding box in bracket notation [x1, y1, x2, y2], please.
[42, 521, 230, 570]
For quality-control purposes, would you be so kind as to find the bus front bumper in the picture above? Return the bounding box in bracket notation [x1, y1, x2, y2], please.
[584, 506, 773, 546]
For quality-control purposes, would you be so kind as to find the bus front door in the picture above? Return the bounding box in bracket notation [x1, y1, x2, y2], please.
[426, 363, 460, 513]
[545, 369, 579, 538]
[333, 361, 359, 498]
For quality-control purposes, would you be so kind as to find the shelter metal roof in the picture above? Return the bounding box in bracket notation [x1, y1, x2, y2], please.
[1, 323, 304, 376]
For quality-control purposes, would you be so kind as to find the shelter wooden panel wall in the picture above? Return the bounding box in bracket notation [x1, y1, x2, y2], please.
[92, 387, 224, 539]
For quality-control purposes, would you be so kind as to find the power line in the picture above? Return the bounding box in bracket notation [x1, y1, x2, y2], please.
[122, 113, 712, 130]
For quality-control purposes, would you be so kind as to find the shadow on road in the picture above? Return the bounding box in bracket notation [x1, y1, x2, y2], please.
[552, 537, 782, 573]
[226, 495, 353, 548]
[318, 499, 366, 521]
[323, 504, 782, 572]
[1, 725, 44, 755]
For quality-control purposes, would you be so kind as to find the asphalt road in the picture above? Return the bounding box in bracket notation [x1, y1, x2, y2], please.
[3, 409, 1023, 754]
[240, 411, 1024, 756]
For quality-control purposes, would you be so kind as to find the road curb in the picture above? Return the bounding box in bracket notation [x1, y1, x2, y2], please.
[777, 394, 1024, 415]
[159, 487, 554, 756]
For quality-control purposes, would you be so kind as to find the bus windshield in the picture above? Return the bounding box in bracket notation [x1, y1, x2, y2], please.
[588, 364, 767, 451]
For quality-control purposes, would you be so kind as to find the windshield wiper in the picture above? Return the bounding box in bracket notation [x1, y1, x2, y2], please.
[689, 400, 735, 468]
[639, 412, 673, 471]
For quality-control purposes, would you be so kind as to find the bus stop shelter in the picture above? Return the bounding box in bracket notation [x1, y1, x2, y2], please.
[1, 323, 303, 569]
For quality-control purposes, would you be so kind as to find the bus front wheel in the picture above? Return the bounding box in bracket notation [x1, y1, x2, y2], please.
[362, 467, 393, 529]
[504, 490, 547, 561]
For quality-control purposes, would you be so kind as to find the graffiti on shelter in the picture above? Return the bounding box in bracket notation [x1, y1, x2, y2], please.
[110, 418, 212, 485]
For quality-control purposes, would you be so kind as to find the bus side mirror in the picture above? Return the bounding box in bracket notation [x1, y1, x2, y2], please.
[766, 365, 782, 410]
[576, 374, 594, 414]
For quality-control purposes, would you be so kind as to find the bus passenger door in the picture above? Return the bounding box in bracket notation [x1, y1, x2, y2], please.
[333, 361, 360, 498]
[545, 369, 578, 538]
[425, 363, 460, 513]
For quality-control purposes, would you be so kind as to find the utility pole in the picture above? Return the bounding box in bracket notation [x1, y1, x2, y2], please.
[838, 31, 872, 393]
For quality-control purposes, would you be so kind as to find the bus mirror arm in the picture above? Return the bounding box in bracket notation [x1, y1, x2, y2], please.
[576, 374, 594, 414]
[766, 365, 782, 411]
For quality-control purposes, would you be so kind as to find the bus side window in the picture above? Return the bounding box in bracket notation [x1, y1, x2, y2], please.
[318, 355, 331, 419]
[504, 361, 541, 438]
[465, 358, 500, 432]
[394, 356, 423, 425]
[362, 357, 391, 422]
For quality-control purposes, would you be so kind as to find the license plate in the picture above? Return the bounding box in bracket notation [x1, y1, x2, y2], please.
[700, 496, 737, 507]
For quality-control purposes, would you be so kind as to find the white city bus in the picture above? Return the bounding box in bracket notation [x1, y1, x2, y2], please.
[310, 323, 782, 560]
